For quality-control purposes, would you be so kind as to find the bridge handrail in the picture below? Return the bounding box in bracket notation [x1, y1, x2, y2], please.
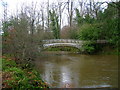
[42, 39, 108, 49]
[42, 39, 84, 44]
[42, 39, 108, 44]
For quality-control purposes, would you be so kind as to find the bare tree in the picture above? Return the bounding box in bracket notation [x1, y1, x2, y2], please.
[58, 2, 62, 30]
[77, 0, 85, 17]
[67, 0, 74, 27]
[57, 1, 67, 30]
[1, 1, 8, 33]
[47, 0, 50, 30]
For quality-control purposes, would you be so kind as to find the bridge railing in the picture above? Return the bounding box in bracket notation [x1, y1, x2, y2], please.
[42, 39, 108, 49]
[42, 39, 108, 44]
[42, 39, 84, 44]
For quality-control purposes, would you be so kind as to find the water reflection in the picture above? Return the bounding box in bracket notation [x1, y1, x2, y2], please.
[61, 66, 71, 83]
[60, 66, 73, 87]
[43, 63, 54, 84]
[35, 52, 118, 88]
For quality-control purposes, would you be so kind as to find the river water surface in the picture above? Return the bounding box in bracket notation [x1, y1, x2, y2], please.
[35, 51, 118, 88]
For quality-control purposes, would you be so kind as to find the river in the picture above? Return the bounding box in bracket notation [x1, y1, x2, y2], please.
[34, 51, 118, 88]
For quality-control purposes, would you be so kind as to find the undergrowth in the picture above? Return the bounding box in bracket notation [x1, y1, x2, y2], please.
[2, 56, 49, 89]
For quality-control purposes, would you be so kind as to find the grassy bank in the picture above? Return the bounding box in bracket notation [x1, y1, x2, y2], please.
[2, 56, 49, 89]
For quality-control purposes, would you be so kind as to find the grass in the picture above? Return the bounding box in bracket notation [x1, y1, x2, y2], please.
[2, 56, 49, 89]
[44, 46, 80, 52]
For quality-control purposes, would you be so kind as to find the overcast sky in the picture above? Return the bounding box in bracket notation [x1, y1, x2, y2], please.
[0, 0, 117, 29]
[0, 0, 114, 18]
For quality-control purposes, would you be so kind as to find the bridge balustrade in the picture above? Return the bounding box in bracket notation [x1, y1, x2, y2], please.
[42, 39, 85, 44]
[42, 39, 108, 50]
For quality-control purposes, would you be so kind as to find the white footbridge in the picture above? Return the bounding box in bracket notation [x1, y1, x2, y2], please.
[42, 39, 108, 49]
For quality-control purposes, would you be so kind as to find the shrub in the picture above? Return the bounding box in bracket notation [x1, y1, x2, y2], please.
[2, 58, 49, 89]
[81, 41, 95, 54]
[78, 23, 104, 40]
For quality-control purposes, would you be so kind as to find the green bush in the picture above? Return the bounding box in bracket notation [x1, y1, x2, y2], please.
[2, 59, 17, 70]
[78, 23, 103, 40]
[69, 28, 79, 39]
[81, 42, 95, 54]
[2, 58, 49, 89]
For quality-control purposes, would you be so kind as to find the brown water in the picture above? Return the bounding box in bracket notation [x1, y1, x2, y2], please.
[35, 51, 118, 88]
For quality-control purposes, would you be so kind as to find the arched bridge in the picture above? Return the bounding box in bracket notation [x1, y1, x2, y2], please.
[42, 39, 108, 49]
